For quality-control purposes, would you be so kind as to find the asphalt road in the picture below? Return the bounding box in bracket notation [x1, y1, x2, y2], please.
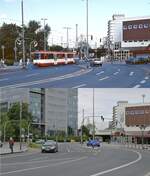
[1, 143, 150, 176]
[0, 62, 150, 88]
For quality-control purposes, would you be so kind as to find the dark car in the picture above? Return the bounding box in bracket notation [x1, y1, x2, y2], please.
[41, 141, 58, 153]
[87, 139, 100, 147]
[90, 58, 102, 67]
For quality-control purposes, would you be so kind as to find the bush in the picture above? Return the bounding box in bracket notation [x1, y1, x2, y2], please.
[29, 142, 41, 148]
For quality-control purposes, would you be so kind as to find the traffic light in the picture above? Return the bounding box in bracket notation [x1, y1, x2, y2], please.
[91, 35, 93, 40]
[101, 116, 104, 121]
[100, 38, 101, 43]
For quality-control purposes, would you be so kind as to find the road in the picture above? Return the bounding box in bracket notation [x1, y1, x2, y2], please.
[0, 62, 150, 88]
[1, 143, 150, 176]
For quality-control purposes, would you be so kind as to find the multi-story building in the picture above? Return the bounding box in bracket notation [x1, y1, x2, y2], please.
[107, 15, 150, 60]
[112, 101, 150, 143]
[45, 89, 78, 136]
[0, 88, 78, 136]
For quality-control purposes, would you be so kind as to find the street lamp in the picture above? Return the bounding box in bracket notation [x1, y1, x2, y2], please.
[63, 27, 71, 49]
[92, 88, 95, 140]
[41, 18, 48, 51]
[29, 40, 38, 60]
[82, 0, 89, 58]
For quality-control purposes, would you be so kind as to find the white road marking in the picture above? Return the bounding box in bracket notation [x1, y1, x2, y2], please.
[113, 72, 119, 75]
[129, 72, 134, 76]
[72, 84, 86, 88]
[117, 69, 121, 72]
[144, 76, 149, 80]
[0, 69, 92, 88]
[0, 157, 87, 175]
[1, 157, 76, 166]
[90, 150, 142, 176]
[133, 85, 141, 88]
[25, 73, 40, 77]
[0, 78, 9, 82]
[96, 71, 104, 76]
[99, 76, 109, 81]
[140, 80, 146, 84]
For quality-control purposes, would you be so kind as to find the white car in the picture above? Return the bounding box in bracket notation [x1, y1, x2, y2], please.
[90, 58, 102, 67]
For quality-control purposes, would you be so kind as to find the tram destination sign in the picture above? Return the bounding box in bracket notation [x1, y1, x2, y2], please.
[125, 105, 150, 126]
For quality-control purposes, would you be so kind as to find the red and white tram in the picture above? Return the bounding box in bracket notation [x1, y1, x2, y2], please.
[32, 51, 75, 67]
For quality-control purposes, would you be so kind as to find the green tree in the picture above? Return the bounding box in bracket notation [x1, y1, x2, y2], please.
[49, 45, 64, 51]
[3, 102, 32, 140]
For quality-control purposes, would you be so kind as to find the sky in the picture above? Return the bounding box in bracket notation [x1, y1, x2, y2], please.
[78, 88, 150, 130]
[0, 0, 150, 47]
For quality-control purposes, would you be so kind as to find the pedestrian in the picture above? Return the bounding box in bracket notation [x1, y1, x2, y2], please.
[9, 137, 14, 154]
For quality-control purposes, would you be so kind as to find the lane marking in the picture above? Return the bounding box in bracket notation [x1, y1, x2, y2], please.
[25, 73, 40, 78]
[0, 157, 87, 175]
[140, 80, 146, 84]
[129, 72, 134, 76]
[0, 69, 92, 89]
[90, 150, 142, 176]
[99, 76, 109, 81]
[72, 84, 86, 88]
[133, 85, 141, 88]
[96, 71, 104, 76]
[1, 157, 76, 166]
[117, 69, 120, 72]
[0, 78, 9, 82]
[113, 72, 119, 75]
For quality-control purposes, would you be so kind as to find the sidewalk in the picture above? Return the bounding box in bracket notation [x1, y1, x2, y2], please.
[0, 65, 22, 73]
[0, 142, 28, 155]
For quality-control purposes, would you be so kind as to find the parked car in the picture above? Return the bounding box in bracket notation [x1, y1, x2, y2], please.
[90, 58, 102, 67]
[0, 140, 3, 147]
[41, 141, 58, 153]
[87, 139, 100, 147]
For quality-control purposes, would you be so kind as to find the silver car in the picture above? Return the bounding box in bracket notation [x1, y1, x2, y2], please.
[41, 141, 58, 153]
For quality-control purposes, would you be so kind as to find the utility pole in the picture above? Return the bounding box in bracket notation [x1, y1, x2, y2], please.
[20, 101, 22, 150]
[21, 0, 26, 68]
[76, 24, 78, 48]
[81, 109, 84, 144]
[92, 88, 95, 140]
[86, 0, 89, 58]
[41, 18, 48, 51]
[63, 27, 71, 49]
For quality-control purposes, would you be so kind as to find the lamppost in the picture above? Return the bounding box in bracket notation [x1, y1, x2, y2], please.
[29, 40, 38, 60]
[14, 37, 22, 63]
[82, 0, 89, 58]
[75, 24, 78, 49]
[21, 0, 26, 68]
[41, 18, 48, 51]
[92, 88, 95, 140]
[1, 45, 5, 61]
[139, 125, 147, 149]
[63, 27, 71, 49]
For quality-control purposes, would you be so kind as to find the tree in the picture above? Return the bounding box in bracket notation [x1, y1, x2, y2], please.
[0, 20, 51, 64]
[82, 125, 90, 137]
[2, 102, 33, 140]
[49, 45, 64, 51]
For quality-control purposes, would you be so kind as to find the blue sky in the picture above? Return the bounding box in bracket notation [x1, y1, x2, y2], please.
[78, 89, 150, 130]
[0, 0, 150, 46]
